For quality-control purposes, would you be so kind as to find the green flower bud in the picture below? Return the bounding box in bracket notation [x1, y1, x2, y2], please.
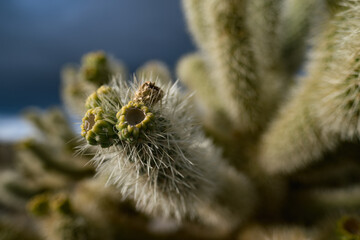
[85, 92, 100, 109]
[81, 107, 117, 148]
[51, 193, 72, 216]
[115, 101, 154, 141]
[337, 215, 360, 240]
[27, 194, 50, 217]
[85, 85, 119, 109]
[81, 51, 111, 85]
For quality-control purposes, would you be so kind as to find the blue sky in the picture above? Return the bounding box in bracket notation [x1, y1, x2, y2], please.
[0, 0, 195, 113]
[0, 1, 195, 141]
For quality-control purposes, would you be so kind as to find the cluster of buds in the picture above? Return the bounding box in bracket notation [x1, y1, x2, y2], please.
[81, 51, 111, 86]
[116, 101, 154, 141]
[81, 107, 118, 148]
[78, 78, 257, 229]
[81, 81, 164, 147]
[27, 193, 72, 217]
[336, 215, 360, 240]
[85, 85, 119, 109]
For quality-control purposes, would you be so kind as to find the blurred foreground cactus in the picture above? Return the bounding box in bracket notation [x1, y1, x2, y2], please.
[2, 0, 360, 239]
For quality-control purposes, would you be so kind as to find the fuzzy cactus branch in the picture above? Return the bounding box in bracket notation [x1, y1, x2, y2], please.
[19, 139, 94, 179]
[280, 0, 326, 76]
[61, 51, 127, 116]
[259, 0, 360, 174]
[80, 79, 256, 232]
[181, 0, 209, 52]
[203, 0, 262, 132]
[6, 0, 360, 238]
[176, 53, 233, 136]
[247, 0, 290, 113]
[136, 61, 172, 86]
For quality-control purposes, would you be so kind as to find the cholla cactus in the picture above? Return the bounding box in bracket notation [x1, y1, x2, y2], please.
[3, 107, 161, 240]
[280, 0, 326, 76]
[136, 61, 172, 86]
[336, 215, 360, 240]
[6, 0, 360, 239]
[316, 214, 360, 240]
[259, 0, 360, 174]
[81, 79, 255, 232]
[81, 107, 118, 148]
[176, 53, 233, 138]
[0, 214, 40, 240]
[28, 193, 102, 240]
[61, 51, 127, 116]
[81, 51, 112, 85]
[74, 0, 360, 237]
[85, 85, 120, 109]
[115, 101, 155, 141]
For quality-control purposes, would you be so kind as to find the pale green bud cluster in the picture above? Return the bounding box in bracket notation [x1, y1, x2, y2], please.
[8, 0, 360, 238]
[28, 193, 73, 217]
[337, 216, 360, 240]
[81, 107, 118, 148]
[81, 51, 111, 85]
[51, 193, 72, 216]
[81, 81, 162, 147]
[85, 85, 118, 109]
[61, 50, 127, 116]
[27, 194, 51, 217]
[116, 101, 154, 141]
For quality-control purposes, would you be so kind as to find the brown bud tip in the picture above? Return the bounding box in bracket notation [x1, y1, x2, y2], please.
[133, 81, 164, 106]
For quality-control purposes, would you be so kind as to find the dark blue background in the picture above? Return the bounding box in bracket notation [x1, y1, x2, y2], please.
[0, 0, 195, 114]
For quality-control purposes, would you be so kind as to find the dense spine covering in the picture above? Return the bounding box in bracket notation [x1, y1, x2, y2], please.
[80, 77, 255, 231]
[246, 0, 288, 113]
[280, 0, 326, 76]
[258, 79, 338, 174]
[181, 0, 209, 52]
[313, 1, 360, 140]
[204, 0, 261, 132]
[5, 0, 360, 238]
[259, 0, 360, 174]
[176, 53, 233, 136]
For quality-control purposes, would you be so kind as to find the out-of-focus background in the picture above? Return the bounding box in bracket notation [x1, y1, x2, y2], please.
[0, 0, 195, 142]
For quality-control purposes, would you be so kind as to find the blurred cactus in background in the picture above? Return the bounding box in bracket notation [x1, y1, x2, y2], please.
[61, 51, 127, 116]
[1, 0, 360, 239]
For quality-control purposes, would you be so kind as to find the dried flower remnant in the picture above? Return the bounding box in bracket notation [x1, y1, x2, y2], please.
[133, 81, 164, 106]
